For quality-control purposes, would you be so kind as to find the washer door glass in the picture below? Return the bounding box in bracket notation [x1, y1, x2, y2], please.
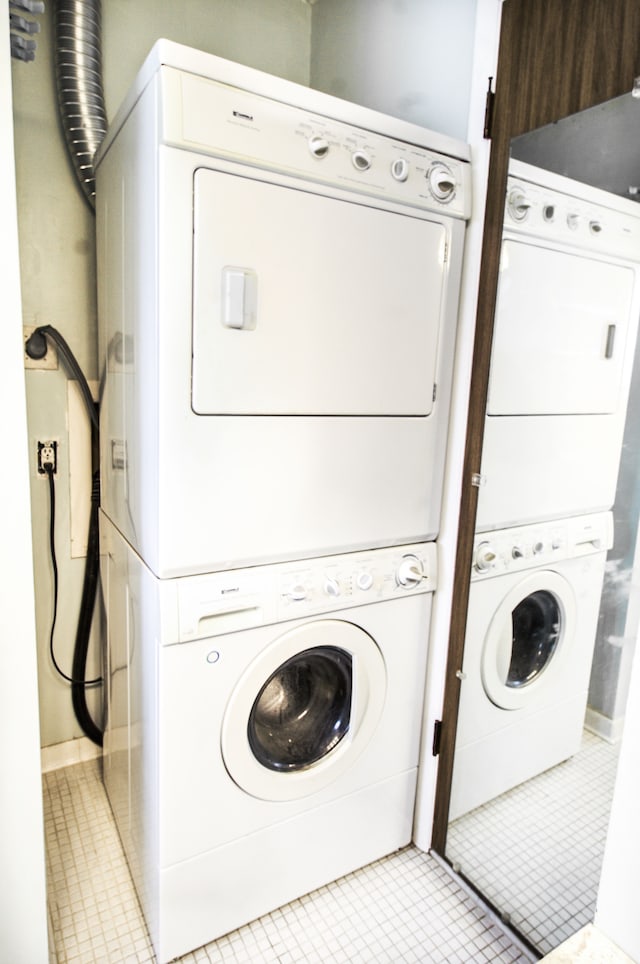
[508, 590, 561, 688]
[482, 570, 576, 711]
[248, 646, 352, 771]
[221, 619, 386, 801]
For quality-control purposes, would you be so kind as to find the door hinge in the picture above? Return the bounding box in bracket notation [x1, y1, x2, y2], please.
[432, 719, 442, 757]
[483, 76, 495, 140]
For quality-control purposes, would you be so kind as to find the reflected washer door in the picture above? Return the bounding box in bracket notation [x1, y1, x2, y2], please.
[221, 619, 386, 802]
[481, 570, 577, 710]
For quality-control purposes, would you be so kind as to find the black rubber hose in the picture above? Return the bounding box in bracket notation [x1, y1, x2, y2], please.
[25, 324, 103, 746]
[71, 463, 103, 747]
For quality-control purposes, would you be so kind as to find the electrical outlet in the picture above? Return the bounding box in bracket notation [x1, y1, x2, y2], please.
[24, 326, 58, 370]
[37, 440, 58, 475]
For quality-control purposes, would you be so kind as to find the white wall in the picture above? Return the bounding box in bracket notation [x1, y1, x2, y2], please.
[596, 625, 640, 960]
[310, 0, 478, 140]
[0, 12, 49, 961]
[12, 0, 312, 748]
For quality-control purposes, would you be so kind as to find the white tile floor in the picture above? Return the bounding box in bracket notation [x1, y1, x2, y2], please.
[44, 759, 534, 963]
[447, 730, 620, 957]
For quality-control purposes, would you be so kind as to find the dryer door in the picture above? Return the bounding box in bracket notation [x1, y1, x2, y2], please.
[192, 167, 447, 416]
[487, 240, 636, 415]
[221, 619, 386, 801]
[482, 571, 577, 710]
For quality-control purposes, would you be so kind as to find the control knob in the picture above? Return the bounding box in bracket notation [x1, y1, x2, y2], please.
[396, 554, 426, 589]
[567, 212, 580, 230]
[352, 150, 372, 171]
[474, 542, 496, 572]
[391, 157, 409, 182]
[324, 576, 341, 598]
[428, 164, 456, 201]
[287, 583, 307, 602]
[507, 188, 531, 221]
[308, 135, 330, 158]
[356, 570, 374, 591]
[512, 545, 524, 560]
[533, 541, 545, 555]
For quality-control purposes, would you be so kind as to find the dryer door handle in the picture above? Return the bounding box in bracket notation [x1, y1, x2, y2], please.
[604, 323, 616, 359]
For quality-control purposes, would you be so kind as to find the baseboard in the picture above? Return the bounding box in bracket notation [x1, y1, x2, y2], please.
[41, 736, 102, 773]
[584, 707, 625, 745]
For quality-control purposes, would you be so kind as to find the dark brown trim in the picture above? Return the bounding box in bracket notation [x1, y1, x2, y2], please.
[431, 0, 640, 855]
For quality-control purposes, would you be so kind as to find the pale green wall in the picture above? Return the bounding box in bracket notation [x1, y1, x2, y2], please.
[12, 0, 312, 748]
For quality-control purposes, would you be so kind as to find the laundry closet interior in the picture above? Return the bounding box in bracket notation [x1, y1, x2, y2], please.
[7, 1, 640, 962]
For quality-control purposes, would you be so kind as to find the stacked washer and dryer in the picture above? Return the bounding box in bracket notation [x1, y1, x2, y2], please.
[450, 159, 640, 820]
[96, 41, 471, 962]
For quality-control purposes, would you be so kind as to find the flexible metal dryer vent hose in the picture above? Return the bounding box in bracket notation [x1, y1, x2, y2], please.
[54, 0, 108, 208]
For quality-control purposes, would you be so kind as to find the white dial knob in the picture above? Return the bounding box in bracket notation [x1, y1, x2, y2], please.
[590, 220, 603, 234]
[391, 157, 409, 182]
[287, 583, 307, 602]
[512, 545, 524, 560]
[507, 189, 531, 221]
[533, 541, 544, 554]
[474, 542, 496, 572]
[396, 554, 426, 589]
[356, 571, 374, 591]
[324, 576, 340, 598]
[428, 164, 456, 201]
[567, 212, 580, 230]
[352, 150, 371, 171]
[308, 135, 330, 158]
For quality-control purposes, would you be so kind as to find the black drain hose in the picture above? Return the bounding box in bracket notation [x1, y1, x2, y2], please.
[26, 325, 103, 747]
[71, 462, 102, 747]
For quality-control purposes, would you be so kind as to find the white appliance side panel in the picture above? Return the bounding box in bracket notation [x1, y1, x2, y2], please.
[192, 168, 446, 416]
[487, 240, 636, 416]
[476, 413, 624, 530]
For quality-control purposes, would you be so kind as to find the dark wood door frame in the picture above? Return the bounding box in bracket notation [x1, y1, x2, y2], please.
[431, 0, 640, 855]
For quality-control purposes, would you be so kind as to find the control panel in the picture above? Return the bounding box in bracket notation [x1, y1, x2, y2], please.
[177, 542, 437, 641]
[278, 542, 435, 619]
[471, 512, 613, 581]
[504, 173, 640, 260]
[168, 69, 471, 219]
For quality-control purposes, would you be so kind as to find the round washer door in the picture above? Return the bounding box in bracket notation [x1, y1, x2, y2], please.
[482, 570, 576, 710]
[221, 619, 387, 801]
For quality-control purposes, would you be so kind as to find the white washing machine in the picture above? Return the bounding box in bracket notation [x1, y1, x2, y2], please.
[100, 511, 437, 962]
[476, 159, 640, 532]
[449, 511, 612, 821]
[95, 40, 471, 578]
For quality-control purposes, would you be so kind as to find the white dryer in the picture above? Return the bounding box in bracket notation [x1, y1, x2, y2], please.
[449, 511, 612, 821]
[476, 160, 640, 531]
[95, 40, 471, 578]
[100, 511, 437, 962]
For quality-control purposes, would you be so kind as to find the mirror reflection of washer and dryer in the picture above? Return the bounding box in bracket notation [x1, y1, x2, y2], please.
[96, 40, 471, 963]
[451, 160, 640, 820]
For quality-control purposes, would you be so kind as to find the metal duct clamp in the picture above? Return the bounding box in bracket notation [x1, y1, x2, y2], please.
[9, 0, 44, 62]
